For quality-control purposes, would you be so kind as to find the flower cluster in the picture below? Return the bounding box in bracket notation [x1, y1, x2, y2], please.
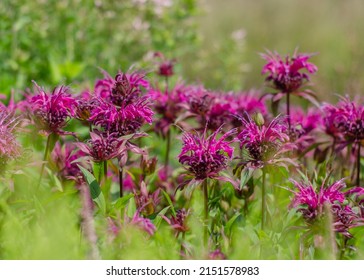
[322, 96, 364, 145]
[261, 50, 317, 93]
[26, 82, 77, 135]
[289, 179, 364, 237]
[237, 115, 292, 168]
[178, 126, 236, 180]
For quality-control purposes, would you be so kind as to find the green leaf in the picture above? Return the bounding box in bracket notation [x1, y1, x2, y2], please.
[47, 133, 59, 159]
[225, 212, 241, 236]
[154, 206, 171, 229]
[93, 161, 103, 183]
[78, 165, 106, 214]
[240, 167, 254, 189]
[45, 167, 63, 192]
[112, 193, 134, 210]
[162, 190, 176, 217]
[127, 196, 136, 218]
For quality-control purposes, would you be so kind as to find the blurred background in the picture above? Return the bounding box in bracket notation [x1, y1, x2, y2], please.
[1, 0, 364, 100]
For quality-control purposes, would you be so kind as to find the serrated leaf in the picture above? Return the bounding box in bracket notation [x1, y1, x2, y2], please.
[162, 190, 176, 217]
[78, 165, 106, 214]
[112, 193, 134, 210]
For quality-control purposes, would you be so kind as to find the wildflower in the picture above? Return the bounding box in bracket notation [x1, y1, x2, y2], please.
[178, 126, 236, 180]
[163, 209, 190, 235]
[185, 85, 213, 117]
[227, 90, 268, 127]
[208, 249, 227, 260]
[289, 179, 364, 237]
[134, 182, 161, 216]
[154, 52, 176, 77]
[237, 115, 293, 168]
[148, 84, 187, 137]
[289, 107, 323, 151]
[0, 112, 21, 169]
[94, 70, 149, 106]
[27, 82, 77, 135]
[261, 50, 317, 94]
[75, 89, 98, 122]
[89, 97, 153, 136]
[130, 211, 156, 236]
[51, 142, 89, 184]
[76, 131, 127, 162]
[322, 97, 364, 144]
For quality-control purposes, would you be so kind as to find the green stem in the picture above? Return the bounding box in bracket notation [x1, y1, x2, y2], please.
[261, 168, 266, 231]
[103, 160, 107, 179]
[203, 179, 209, 248]
[37, 134, 52, 188]
[165, 129, 171, 169]
[119, 168, 123, 198]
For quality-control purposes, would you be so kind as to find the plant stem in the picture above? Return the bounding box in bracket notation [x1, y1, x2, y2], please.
[261, 168, 266, 231]
[80, 184, 100, 260]
[203, 179, 209, 248]
[165, 129, 171, 169]
[286, 92, 291, 132]
[119, 168, 123, 198]
[37, 134, 52, 188]
[357, 141, 361, 186]
[103, 161, 107, 178]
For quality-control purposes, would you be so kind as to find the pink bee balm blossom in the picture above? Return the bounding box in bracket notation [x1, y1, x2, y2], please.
[89, 97, 153, 136]
[289, 179, 364, 237]
[179, 126, 236, 180]
[0, 112, 21, 169]
[77, 131, 127, 162]
[163, 208, 190, 236]
[51, 142, 90, 184]
[154, 52, 176, 77]
[27, 82, 77, 135]
[94, 70, 149, 106]
[130, 211, 156, 236]
[261, 50, 317, 93]
[237, 115, 293, 168]
[322, 96, 364, 143]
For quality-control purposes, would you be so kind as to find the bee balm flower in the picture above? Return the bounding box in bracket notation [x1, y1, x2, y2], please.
[178, 126, 236, 180]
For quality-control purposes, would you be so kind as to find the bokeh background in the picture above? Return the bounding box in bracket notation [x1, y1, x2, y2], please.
[1, 0, 364, 100]
[1, 0, 364, 260]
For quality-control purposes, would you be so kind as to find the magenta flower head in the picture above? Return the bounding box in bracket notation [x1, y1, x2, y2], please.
[148, 83, 187, 137]
[94, 70, 149, 106]
[261, 50, 317, 93]
[185, 85, 213, 117]
[323, 96, 364, 143]
[76, 131, 127, 162]
[134, 182, 161, 216]
[89, 97, 153, 136]
[237, 114, 293, 168]
[130, 211, 156, 236]
[51, 142, 90, 184]
[178, 126, 237, 180]
[289, 178, 364, 237]
[27, 81, 77, 135]
[0, 112, 21, 170]
[154, 52, 176, 77]
[163, 208, 190, 236]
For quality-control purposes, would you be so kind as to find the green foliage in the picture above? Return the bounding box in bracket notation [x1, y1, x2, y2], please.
[0, 0, 198, 94]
